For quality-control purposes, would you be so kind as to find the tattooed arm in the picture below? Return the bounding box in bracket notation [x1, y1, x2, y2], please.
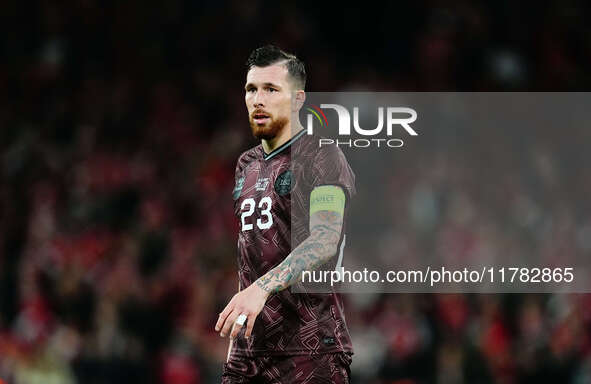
[216, 185, 346, 340]
[255, 209, 343, 293]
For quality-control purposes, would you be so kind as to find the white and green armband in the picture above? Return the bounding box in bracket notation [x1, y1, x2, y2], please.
[310, 185, 346, 215]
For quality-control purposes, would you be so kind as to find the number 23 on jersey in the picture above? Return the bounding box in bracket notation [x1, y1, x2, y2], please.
[240, 196, 273, 231]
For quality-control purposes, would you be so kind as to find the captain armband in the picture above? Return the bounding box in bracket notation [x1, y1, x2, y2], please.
[309, 185, 346, 215]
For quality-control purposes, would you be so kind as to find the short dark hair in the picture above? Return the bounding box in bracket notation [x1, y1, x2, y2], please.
[246, 45, 306, 90]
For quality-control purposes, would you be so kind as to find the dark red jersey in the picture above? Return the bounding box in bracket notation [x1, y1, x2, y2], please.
[231, 130, 356, 357]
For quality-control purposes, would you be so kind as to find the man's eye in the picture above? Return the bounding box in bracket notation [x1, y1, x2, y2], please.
[268, 88, 277, 93]
[247, 88, 256, 93]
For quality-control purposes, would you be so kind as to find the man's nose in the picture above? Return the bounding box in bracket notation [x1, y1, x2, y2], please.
[253, 92, 264, 108]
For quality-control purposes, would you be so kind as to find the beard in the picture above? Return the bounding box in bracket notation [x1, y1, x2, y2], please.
[249, 113, 289, 140]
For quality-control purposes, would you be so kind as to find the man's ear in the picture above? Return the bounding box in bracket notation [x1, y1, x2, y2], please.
[292, 90, 306, 112]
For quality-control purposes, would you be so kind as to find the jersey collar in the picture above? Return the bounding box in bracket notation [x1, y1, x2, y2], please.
[263, 129, 306, 161]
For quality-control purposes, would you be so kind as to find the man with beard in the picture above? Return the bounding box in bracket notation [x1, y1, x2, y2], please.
[216, 45, 356, 383]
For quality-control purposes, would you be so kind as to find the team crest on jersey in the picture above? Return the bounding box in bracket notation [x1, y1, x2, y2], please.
[255, 177, 270, 191]
[275, 170, 292, 196]
[233, 176, 245, 200]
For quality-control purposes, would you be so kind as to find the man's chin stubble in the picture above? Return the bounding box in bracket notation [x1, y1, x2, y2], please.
[250, 116, 289, 140]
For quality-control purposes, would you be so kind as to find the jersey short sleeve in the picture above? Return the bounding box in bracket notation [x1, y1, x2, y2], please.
[310, 144, 356, 201]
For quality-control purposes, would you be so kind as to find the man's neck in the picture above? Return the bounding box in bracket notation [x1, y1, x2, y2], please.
[262, 122, 304, 154]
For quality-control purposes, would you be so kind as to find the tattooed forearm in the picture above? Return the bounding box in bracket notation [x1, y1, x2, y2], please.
[255, 210, 343, 293]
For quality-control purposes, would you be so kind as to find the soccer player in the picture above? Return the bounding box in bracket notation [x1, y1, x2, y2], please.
[216, 45, 356, 383]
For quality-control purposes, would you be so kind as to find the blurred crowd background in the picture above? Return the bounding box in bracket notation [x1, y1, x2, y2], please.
[1, 1, 591, 383]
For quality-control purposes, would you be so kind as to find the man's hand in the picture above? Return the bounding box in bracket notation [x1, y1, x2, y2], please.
[215, 282, 270, 339]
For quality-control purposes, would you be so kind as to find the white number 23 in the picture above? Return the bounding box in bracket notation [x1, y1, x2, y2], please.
[240, 197, 273, 231]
